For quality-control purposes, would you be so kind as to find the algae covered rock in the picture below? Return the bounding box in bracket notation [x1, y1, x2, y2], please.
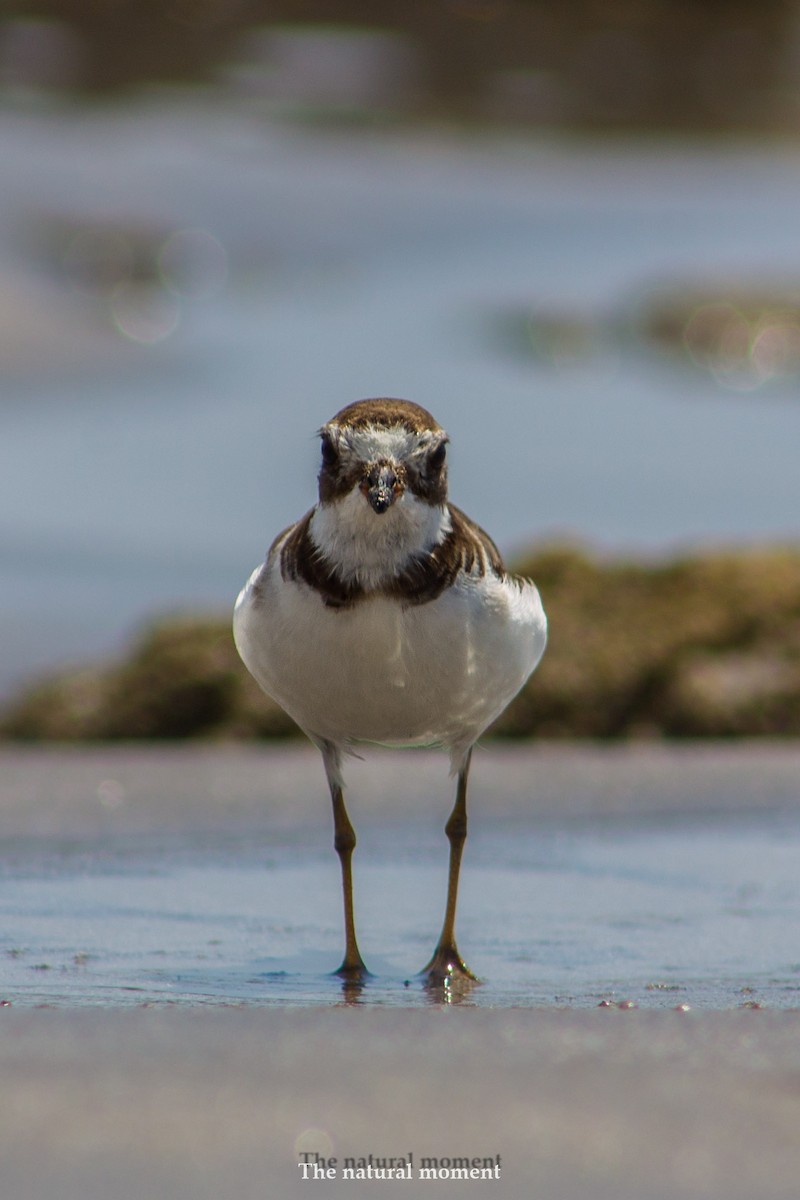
[492, 543, 800, 739]
[0, 615, 299, 741]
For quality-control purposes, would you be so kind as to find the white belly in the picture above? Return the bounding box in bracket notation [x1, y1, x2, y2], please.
[234, 558, 547, 759]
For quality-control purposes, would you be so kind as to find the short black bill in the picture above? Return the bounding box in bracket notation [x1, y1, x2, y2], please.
[366, 463, 399, 514]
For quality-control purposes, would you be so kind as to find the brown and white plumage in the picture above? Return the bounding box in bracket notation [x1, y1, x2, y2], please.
[234, 397, 547, 986]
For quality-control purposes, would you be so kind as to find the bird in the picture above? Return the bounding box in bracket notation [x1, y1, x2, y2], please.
[233, 397, 547, 987]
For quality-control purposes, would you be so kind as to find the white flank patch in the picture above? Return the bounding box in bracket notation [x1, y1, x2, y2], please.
[234, 549, 547, 772]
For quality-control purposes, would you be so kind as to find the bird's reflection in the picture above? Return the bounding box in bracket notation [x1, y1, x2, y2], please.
[334, 973, 369, 1007]
[420, 970, 481, 1007]
[330, 968, 481, 1006]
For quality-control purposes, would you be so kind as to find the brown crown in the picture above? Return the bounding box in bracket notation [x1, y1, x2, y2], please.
[326, 398, 443, 434]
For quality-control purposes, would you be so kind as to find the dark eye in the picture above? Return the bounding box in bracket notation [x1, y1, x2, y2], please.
[429, 441, 447, 470]
[320, 433, 338, 467]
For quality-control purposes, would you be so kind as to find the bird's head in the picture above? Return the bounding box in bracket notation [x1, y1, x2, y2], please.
[317, 398, 449, 515]
[309, 398, 451, 588]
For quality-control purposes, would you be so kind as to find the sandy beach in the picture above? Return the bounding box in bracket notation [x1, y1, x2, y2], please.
[1, 743, 800, 1196]
[1, 1006, 800, 1199]
[4, 740, 800, 835]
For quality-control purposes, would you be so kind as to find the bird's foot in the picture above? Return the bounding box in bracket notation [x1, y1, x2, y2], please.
[418, 943, 479, 989]
[332, 957, 372, 983]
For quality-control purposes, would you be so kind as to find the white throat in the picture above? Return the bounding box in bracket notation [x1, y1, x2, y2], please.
[309, 491, 450, 589]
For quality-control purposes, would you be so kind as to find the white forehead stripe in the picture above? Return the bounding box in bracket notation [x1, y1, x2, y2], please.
[336, 424, 438, 462]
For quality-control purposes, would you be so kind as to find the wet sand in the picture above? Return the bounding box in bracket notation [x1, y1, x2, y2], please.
[1, 742, 800, 1006]
[1, 743, 800, 1196]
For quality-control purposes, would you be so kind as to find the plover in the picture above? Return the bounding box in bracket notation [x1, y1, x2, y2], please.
[233, 398, 547, 985]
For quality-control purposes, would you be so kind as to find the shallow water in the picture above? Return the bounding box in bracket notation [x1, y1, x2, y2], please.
[5, 103, 800, 692]
[2, 745, 799, 1009]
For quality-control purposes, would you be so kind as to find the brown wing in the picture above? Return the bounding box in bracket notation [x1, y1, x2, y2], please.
[387, 505, 505, 605]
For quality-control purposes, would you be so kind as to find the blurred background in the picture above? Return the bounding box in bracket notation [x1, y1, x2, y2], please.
[3, 0, 800, 733]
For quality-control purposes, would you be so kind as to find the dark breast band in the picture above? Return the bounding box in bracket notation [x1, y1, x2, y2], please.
[279, 505, 506, 610]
